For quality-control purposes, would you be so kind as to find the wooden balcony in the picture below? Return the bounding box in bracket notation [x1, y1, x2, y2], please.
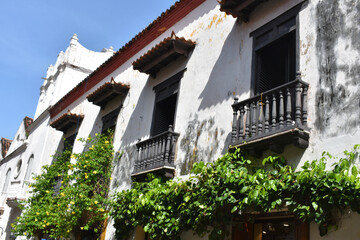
[231, 74, 309, 156]
[132, 126, 179, 181]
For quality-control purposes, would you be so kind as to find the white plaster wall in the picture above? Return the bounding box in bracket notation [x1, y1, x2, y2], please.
[1, 0, 360, 239]
[310, 210, 360, 240]
[5, 121, 27, 156]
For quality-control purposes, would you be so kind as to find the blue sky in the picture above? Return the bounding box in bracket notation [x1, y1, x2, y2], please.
[0, 0, 176, 140]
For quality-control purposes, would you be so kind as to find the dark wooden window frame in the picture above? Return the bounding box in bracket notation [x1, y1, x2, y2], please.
[101, 106, 121, 133]
[249, 2, 307, 96]
[150, 69, 186, 137]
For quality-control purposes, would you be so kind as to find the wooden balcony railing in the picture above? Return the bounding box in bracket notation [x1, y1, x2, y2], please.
[231, 73, 309, 153]
[132, 125, 179, 179]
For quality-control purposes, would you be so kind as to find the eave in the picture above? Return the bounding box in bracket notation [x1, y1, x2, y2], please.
[87, 78, 130, 108]
[132, 32, 195, 78]
[50, 111, 84, 133]
[219, 0, 270, 22]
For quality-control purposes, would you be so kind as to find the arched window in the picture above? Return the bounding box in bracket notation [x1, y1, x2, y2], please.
[24, 155, 34, 182]
[2, 168, 11, 193]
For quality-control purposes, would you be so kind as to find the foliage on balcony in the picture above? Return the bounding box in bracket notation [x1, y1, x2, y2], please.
[132, 125, 179, 180]
[13, 133, 114, 239]
[112, 145, 360, 240]
[231, 75, 309, 155]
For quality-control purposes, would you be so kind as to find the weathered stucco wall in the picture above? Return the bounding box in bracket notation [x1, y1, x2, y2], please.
[1, 0, 360, 239]
[314, 0, 360, 136]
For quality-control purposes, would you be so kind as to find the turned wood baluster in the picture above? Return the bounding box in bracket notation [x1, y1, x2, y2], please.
[251, 102, 257, 136]
[164, 125, 172, 163]
[239, 106, 245, 140]
[143, 143, 148, 168]
[157, 137, 163, 166]
[258, 101, 263, 134]
[272, 94, 277, 131]
[245, 104, 250, 138]
[161, 135, 166, 164]
[148, 141, 152, 168]
[170, 136, 177, 165]
[135, 147, 140, 171]
[153, 139, 158, 166]
[279, 90, 284, 128]
[139, 144, 145, 168]
[232, 98, 239, 143]
[147, 141, 152, 168]
[265, 96, 270, 133]
[295, 81, 302, 125]
[286, 88, 292, 126]
[302, 86, 308, 125]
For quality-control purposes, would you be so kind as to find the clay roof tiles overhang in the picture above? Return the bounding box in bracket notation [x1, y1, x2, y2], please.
[50, 111, 84, 133]
[219, 0, 272, 21]
[1, 138, 12, 158]
[132, 32, 195, 78]
[49, 0, 206, 119]
[87, 78, 130, 108]
[24, 116, 34, 134]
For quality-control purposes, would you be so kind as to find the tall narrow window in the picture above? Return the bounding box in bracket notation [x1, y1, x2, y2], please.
[54, 134, 76, 194]
[24, 155, 34, 182]
[101, 107, 120, 134]
[2, 169, 11, 194]
[151, 70, 185, 136]
[63, 133, 76, 152]
[251, 3, 303, 95]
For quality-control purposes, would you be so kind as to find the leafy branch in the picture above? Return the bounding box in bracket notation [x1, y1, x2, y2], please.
[14, 132, 114, 239]
[111, 145, 360, 239]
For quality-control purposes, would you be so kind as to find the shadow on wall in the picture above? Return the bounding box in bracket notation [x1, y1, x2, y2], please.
[51, 137, 65, 164]
[119, 79, 155, 147]
[315, 0, 360, 135]
[111, 145, 136, 191]
[198, 19, 247, 110]
[5, 207, 21, 240]
[85, 112, 103, 142]
[261, 144, 306, 170]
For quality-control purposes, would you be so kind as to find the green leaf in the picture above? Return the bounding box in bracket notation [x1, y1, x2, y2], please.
[352, 166, 358, 177]
[312, 202, 318, 211]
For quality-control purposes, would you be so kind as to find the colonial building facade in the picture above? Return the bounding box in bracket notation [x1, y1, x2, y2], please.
[0, 0, 359, 239]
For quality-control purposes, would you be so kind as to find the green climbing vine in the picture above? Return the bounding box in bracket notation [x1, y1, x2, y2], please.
[14, 132, 114, 239]
[111, 145, 360, 240]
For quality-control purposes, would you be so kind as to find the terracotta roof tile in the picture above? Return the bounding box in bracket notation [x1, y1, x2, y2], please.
[50, 111, 84, 133]
[24, 116, 34, 135]
[132, 31, 195, 77]
[1, 138, 12, 158]
[87, 78, 130, 108]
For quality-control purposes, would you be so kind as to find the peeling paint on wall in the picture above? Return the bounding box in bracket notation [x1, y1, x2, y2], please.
[178, 114, 225, 174]
[315, 0, 360, 135]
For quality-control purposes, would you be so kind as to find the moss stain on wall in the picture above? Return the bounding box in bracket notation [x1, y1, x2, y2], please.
[315, 0, 360, 135]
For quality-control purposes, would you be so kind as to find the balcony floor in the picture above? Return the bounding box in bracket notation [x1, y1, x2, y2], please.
[230, 127, 310, 157]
